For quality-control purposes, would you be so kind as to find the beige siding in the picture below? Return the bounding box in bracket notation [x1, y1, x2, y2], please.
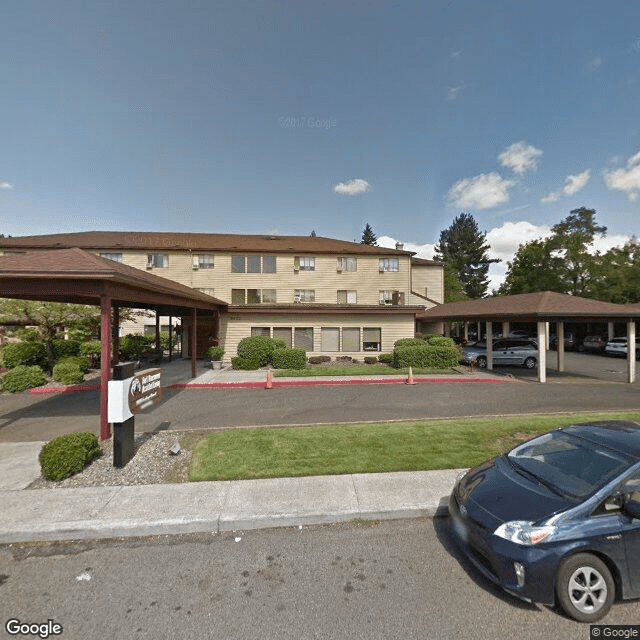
[220, 312, 415, 362]
[411, 265, 444, 304]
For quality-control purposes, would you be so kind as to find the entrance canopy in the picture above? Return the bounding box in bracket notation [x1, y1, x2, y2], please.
[0, 248, 227, 439]
[417, 291, 639, 383]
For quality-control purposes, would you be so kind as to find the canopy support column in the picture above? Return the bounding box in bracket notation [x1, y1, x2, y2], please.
[100, 293, 112, 441]
[191, 307, 197, 378]
[556, 321, 565, 372]
[627, 320, 636, 384]
[537, 321, 547, 383]
[486, 320, 493, 370]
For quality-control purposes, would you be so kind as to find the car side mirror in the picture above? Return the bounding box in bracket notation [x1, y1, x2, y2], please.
[622, 497, 640, 520]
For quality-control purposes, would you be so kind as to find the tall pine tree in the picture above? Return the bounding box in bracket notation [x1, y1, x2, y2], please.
[433, 213, 499, 299]
[360, 223, 377, 246]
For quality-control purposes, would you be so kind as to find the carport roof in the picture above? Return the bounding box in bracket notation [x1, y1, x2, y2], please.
[0, 247, 227, 315]
[416, 291, 640, 322]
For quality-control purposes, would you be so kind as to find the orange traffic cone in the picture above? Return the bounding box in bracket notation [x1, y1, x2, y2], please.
[266, 369, 273, 389]
[406, 366, 416, 385]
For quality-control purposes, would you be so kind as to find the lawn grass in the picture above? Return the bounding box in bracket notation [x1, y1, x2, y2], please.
[188, 411, 640, 482]
[273, 364, 457, 377]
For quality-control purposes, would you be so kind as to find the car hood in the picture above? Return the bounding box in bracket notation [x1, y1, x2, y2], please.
[456, 457, 575, 530]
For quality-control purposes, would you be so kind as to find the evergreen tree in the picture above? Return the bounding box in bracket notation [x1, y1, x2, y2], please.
[361, 223, 377, 246]
[433, 213, 499, 299]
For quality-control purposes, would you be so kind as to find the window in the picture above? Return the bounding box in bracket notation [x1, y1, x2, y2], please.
[194, 254, 214, 269]
[231, 289, 246, 304]
[144, 324, 171, 335]
[294, 327, 314, 351]
[342, 328, 360, 352]
[337, 290, 357, 304]
[247, 289, 261, 304]
[294, 256, 315, 271]
[294, 289, 315, 302]
[262, 289, 277, 303]
[337, 256, 357, 272]
[321, 328, 340, 352]
[273, 327, 292, 347]
[247, 256, 261, 273]
[363, 328, 381, 351]
[251, 327, 271, 337]
[100, 252, 123, 262]
[379, 290, 404, 305]
[263, 255, 277, 273]
[231, 255, 245, 273]
[379, 257, 399, 272]
[147, 253, 168, 268]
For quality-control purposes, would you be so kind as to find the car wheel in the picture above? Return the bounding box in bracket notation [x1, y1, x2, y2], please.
[523, 357, 536, 369]
[475, 356, 487, 369]
[555, 553, 615, 623]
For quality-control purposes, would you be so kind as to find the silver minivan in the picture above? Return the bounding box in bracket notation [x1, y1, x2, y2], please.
[461, 338, 538, 369]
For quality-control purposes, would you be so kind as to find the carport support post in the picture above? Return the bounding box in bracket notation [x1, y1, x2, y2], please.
[463, 322, 468, 341]
[557, 321, 565, 372]
[100, 294, 112, 440]
[537, 321, 547, 383]
[608, 321, 615, 341]
[627, 319, 636, 384]
[155, 311, 161, 353]
[191, 307, 197, 378]
[486, 320, 493, 370]
[502, 321, 509, 338]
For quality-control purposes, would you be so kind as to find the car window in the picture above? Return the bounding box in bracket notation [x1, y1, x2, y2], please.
[493, 341, 505, 349]
[508, 432, 631, 499]
[593, 468, 640, 516]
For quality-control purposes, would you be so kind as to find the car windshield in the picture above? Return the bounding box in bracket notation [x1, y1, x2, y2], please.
[507, 431, 630, 499]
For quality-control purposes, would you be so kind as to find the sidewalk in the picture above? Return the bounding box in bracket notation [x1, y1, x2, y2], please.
[0, 468, 463, 544]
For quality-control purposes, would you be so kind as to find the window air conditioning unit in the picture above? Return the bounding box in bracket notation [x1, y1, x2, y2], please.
[336, 267, 342, 273]
[293, 295, 301, 303]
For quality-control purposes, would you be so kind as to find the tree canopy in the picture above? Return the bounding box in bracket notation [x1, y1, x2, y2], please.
[433, 213, 499, 299]
[360, 223, 377, 246]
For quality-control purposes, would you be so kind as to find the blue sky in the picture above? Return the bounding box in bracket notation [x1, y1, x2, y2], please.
[2, 0, 640, 287]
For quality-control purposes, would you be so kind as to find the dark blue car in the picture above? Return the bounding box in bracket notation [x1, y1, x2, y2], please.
[449, 420, 640, 622]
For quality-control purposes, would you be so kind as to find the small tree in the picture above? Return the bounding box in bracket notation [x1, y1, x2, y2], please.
[361, 223, 378, 246]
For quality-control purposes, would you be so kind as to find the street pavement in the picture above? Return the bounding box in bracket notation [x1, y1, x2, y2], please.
[0, 358, 639, 544]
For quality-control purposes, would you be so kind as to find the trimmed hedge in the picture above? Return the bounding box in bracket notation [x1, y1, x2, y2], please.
[393, 338, 425, 349]
[424, 335, 457, 348]
[236, 336, 286, 366]
[308, 355, 331, 364]
[39, 432, 102, 481]
[231, 356, 261, 370]
[378, 353, 393, 364]
[52, 339, 81, 360]
[1, 342, 47, 369]
[52, 361, 85, 385]
[272, 347, 307, 370]
[393, 344, 460, 369]
[120, 334, 150, 360]
[364, 356, 378, 364]
[207, 346, 225, 361]
[1, 365, 47, 392]
[80, 340, 102, 363]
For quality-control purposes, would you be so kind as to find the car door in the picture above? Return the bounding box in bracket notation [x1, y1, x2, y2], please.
[491, 340, 509, 365]
[620, 469, 640, 595]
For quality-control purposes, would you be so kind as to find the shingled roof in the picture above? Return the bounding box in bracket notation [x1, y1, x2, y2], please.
[0, 231, 416, 256]
[417, 291, 640, 321]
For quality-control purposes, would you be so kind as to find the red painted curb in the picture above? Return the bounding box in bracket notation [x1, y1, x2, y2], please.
[29, 384, 101, 394]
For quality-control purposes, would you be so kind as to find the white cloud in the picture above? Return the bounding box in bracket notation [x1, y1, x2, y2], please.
[542, 169, 591, 202]
[333, 178, 371, 196]
[0, 181, 12, 190]
[498, 142, 543, 175]
[604, 151, 640, 201]
[446, 172, 515, 210]
[377, 235, 437, 260]
[447, 84, 464, 102]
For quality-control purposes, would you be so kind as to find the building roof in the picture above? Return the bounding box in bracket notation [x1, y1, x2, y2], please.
[416, 291, 640, 322]
[0, 248, 227, 314]
[228, 304, 424, 315]
[0, 231, 417, 257]
[411, 256, 443, 267]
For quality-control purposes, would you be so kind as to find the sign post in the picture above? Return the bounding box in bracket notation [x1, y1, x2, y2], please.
[107, 363, 162, 468]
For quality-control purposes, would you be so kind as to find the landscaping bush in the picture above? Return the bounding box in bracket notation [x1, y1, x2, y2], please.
[231, 356, 261, 370]
[308, 355, 331, 364]
[393, 338, 425, 349]
[15, 328, 42, 342]
[364, 356, 378, 364]
[159, 330, 178, 351]
[56, 355, 91, 373]
[378, 353, 393, 364]
[424, 335, 457, 348]
[39, 432, 101, 481]
[52, 339, 81, 360]
[236, 336, 286, 366]
[0, 365, 46, 392]
[337, 355, 354, 362]
[80, 340, 102, 365]
[393, 344, 460, 369]
[52, 361, 85, 385]
[271, 347, 307, 370]
[207, 346, 225, 361]
[1, 342, 47, 369]
[119, 334, 150, 360]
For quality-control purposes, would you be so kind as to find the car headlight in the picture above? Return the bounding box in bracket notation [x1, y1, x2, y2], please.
[494, 521, 556, 545]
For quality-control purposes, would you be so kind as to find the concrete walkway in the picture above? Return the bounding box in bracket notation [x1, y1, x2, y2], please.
[0, 468, 463, 544]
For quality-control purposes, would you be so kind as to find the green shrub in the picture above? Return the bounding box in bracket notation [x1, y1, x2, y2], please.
[393, 338, 425, 349]
[424, 335, 457, 348]
[52, 339, 81, 360]
[119, 334, 150, 360]
[39, 432, 101, 481]
[80, 340, 102, 365]
[15, 328, 42, 342]
[1, 365, 47, 392]
[207, 346, 225, 361]
[378, 353, 393, 363]
[236, 336, 286, 366]
[1, 342, 47, 369]
[159, 331, 178, 351]
[231, 356, 261, 370]
[308, 355, 331, 364]
[393, 344, 460, 369]
[272, 347, 307, 369]
[52, 361, 85, 385]
[364, 356, 378, 364]
[56, 355, 90, 373]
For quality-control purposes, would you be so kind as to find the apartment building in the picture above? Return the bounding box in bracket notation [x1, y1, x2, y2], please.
[0, 232, 444, 361]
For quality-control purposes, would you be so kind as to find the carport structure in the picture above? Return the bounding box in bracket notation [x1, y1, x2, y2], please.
[417, 291, 639, 383]
[0, 248, 227, 439]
